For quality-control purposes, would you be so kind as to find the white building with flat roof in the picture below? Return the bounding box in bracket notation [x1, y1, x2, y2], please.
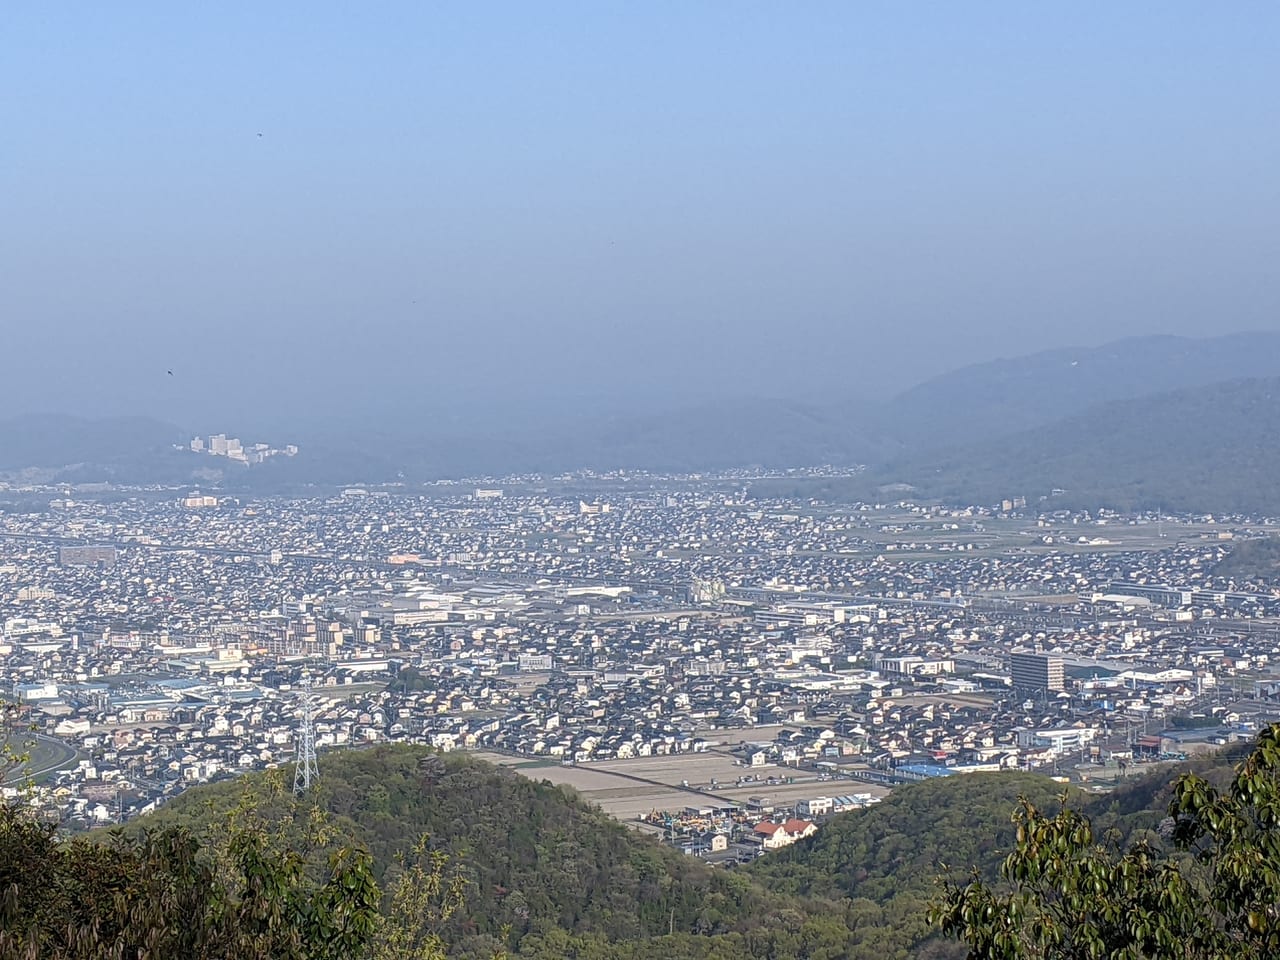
[1016, 726, 1098, 756]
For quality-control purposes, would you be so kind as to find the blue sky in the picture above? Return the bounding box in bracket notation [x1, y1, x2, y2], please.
[4, 3, 1278, 430]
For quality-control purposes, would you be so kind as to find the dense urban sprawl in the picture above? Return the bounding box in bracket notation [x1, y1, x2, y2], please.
[3, 472, 1280, 860]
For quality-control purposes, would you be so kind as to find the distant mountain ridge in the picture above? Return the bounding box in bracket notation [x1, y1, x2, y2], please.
[7, 332, 1280, 509]
[877, 331, 1280, 448]
[867, 375, 1280, 514]
[0, 414, 183, 471]
[272, 330, 1280, 481]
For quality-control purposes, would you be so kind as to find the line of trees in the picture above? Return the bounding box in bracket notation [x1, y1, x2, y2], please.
[0, 769, 469, 960]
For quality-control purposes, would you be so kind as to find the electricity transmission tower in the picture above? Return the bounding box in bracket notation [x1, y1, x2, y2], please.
[292, 676, 319, 795]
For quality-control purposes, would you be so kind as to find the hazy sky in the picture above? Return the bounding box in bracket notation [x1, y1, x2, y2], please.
[4, 3, 1279, 433]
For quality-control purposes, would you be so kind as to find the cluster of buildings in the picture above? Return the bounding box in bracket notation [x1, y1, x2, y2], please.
[0, 474, 1278, 846]
[188, 433, 298, 465]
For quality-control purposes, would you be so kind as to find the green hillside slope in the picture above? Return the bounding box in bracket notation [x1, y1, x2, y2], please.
[131, 745, 858, 959]
[746, 772, 1068, 959]
[107, 745, 1248, 959]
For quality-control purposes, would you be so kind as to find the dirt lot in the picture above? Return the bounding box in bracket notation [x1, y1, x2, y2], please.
[472, 749, 891, 820]
[472, 752, 698, 819]
[699, 724, 794, 746]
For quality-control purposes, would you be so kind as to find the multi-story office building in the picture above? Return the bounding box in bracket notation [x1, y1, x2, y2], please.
[1010, 652, 1065, 695]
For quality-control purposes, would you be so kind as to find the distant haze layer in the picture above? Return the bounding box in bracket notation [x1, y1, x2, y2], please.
[5, 5, 1280, 431]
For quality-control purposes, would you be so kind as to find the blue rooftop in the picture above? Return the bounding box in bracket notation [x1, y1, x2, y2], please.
[896, 763, 956, 778]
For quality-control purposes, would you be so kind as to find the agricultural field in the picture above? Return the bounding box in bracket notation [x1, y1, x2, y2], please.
[473, 752, 696, 819]
[473, 749, 890, 821]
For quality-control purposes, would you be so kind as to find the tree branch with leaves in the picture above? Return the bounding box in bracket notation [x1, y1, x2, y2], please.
[934, 723, 1280, 960]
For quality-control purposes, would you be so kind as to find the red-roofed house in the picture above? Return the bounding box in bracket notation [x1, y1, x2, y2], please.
[753, 819, 817, 851]
[782, 819, 817, 840]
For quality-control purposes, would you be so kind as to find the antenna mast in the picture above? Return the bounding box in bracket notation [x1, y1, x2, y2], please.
[292, 676, 319, 795]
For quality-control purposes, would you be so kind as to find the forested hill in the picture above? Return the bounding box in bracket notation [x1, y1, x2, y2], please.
[130, 745, 859, 959]
[114, 745, 1243, 959]
[879, 331, 1280, 449]
[757, 376, 1280, 515]
[746, 771, 1069, 958]
[745, 754, 1245, 959]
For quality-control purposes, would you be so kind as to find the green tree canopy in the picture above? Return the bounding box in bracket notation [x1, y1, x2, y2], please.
[934, 723, 1280, 959]
[0, 767, 484, 960]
